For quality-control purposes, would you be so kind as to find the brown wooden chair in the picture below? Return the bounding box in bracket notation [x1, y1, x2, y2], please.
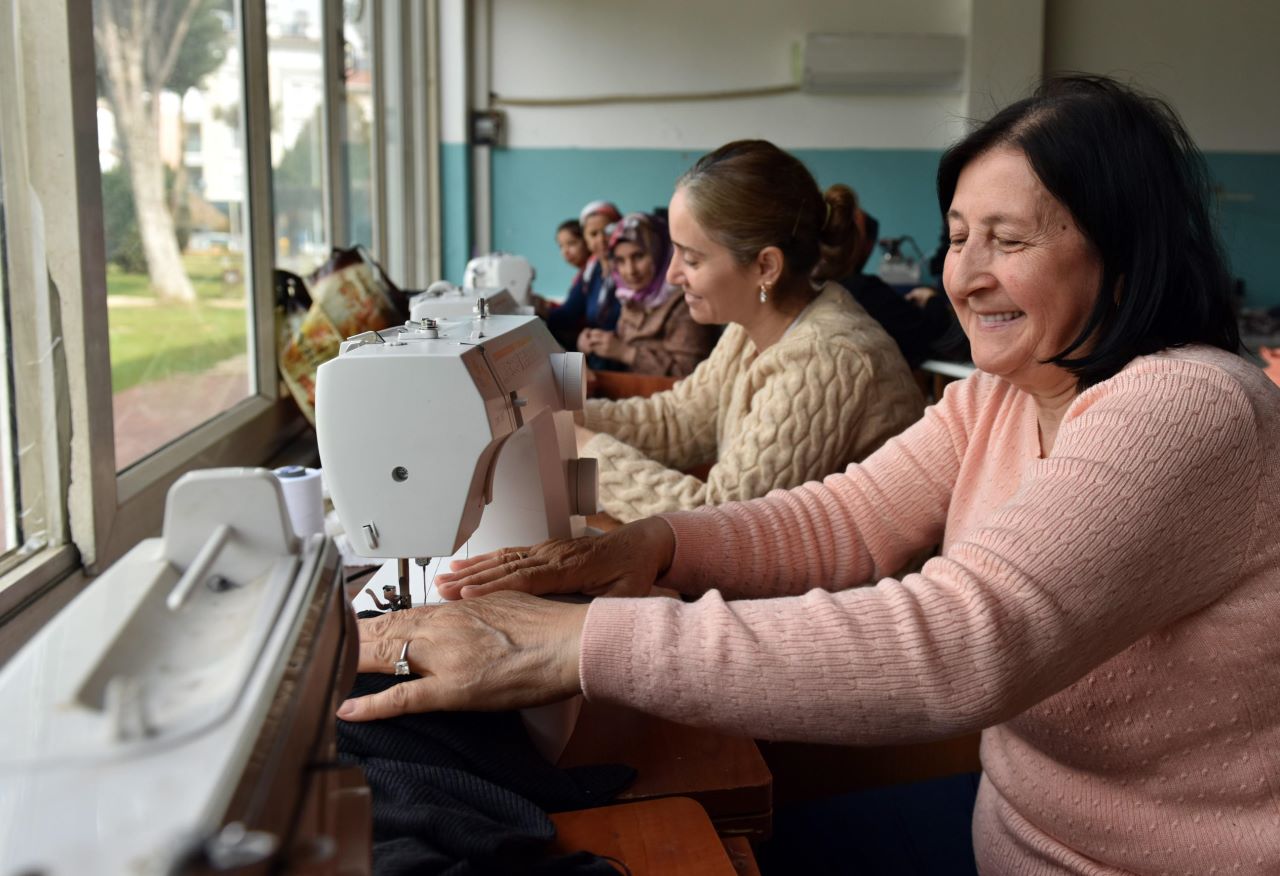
[590, 370, 679, 400]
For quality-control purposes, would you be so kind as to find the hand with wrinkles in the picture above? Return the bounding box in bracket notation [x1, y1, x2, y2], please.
[434, 517, 676, 601]
[336, 591, 588, 721]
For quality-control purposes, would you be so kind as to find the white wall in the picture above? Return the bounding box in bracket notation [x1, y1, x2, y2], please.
[1045, 0, 1280, 152]
[484, 0, 1044, 151]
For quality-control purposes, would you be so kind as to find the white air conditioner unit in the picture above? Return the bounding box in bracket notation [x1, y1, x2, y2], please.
[800, 33, 966, 94]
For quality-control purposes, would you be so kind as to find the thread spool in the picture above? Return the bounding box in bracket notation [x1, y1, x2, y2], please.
[273, 466, 325, 538]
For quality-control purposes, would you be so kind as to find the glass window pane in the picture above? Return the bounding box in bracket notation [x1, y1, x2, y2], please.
[268, 0, 330, 275]
[343, 0, 375, 251]
[94, 1, 253, 471]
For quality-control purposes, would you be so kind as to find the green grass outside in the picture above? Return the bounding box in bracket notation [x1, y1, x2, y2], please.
[108, 254, 252, 393]
[109, 304, 249, 393]
[106, 252, 246, 300]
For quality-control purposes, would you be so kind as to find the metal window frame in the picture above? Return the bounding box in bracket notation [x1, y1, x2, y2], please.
[378, 0, 440, 289]
[0, 0, 441, 636]
[0, 0, 89, 616]
[0, 0, 306, 603]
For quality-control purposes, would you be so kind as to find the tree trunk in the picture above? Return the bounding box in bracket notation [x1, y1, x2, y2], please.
[96, 0, 197, 304]
[119, 102, 196, 304]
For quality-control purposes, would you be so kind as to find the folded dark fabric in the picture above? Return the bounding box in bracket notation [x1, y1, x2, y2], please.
[338, 672, 635, 875]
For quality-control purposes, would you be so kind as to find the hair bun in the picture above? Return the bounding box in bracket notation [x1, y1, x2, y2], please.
[813, 184, 860, 283]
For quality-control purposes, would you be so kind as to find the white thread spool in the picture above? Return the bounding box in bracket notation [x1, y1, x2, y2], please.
[272, 466, 325, 538]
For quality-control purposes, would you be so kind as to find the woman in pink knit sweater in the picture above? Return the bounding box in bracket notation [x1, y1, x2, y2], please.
[341, 77, 1280, 873]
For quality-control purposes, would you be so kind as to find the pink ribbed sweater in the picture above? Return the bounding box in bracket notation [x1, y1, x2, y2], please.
[579, 346, 1280, 874]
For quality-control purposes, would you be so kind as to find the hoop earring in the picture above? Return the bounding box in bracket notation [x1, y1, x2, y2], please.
[759, 284, 769, 304]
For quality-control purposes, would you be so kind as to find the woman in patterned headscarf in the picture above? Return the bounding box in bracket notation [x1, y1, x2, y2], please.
[577, 212, 716, 377]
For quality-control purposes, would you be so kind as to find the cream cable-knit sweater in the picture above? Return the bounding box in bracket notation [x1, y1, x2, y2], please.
[579, 345, 1280, 874]
[581, 283, 923, 522]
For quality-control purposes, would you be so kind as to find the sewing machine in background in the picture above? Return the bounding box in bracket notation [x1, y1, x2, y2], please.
[314, 305, 596, 758]
[0, 469, 368, 875]
[463, 251, 536, 307]
[408, 252, 537, 319]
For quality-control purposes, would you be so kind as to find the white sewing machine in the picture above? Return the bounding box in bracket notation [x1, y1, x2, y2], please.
[314, 308, 596, 757]
[0, 469, 368, 875]
[407, 253, 537, 321]
[464, 252, 535, 306]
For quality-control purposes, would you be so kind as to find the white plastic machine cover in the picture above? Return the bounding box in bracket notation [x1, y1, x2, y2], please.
[315, 313, 592, 562]
[0, 468, 352, 875]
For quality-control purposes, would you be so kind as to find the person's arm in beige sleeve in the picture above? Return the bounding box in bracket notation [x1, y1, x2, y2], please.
[582, 430, 712, 522]
[582, 333, 729, 467]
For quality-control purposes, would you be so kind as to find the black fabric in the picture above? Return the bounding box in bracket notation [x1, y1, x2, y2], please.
[839, 274, 971, 367]
[338, 672, 635, 876]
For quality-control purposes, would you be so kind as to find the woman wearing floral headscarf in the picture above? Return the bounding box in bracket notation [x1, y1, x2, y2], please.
[578, 212, 716, 378]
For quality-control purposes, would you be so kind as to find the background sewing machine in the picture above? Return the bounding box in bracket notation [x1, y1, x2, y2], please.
[0, 469, 368, 875]
[314, 306, 596, 757]
[407, 252, 537, 319]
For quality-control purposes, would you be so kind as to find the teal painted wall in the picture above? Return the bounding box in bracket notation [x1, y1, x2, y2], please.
[1204, 153, 1280, 308]
[441, 142, 471, 285]
[443, 146, 1280, 307]
[487, 147, 948, 302]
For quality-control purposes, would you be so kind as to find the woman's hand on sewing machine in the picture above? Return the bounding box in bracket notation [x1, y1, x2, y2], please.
[336, 592, 587, 721]
[435, 516, 675, 600]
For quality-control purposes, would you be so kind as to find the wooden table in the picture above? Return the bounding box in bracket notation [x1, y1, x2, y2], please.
[558, 699, 773, 840]
[550, 797, 750, 875]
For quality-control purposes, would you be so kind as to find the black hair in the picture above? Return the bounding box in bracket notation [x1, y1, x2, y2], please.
[556, 219, 584, 238]
[937, 74, 1239, 389]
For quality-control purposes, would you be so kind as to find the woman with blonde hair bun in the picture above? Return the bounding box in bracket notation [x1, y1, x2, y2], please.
[573, 139, 923, 523]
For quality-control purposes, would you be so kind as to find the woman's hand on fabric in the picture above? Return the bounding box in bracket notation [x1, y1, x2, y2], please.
[336, 591, 588, 722]
[436, 517, 676, 600]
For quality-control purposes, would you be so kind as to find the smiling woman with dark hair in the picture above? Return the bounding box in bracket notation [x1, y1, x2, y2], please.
[936, 75, 1239, 389]
[341, 77, 1280, 875]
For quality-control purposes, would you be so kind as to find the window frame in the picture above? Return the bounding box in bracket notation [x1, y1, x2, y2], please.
[85, 0, 302, 574]
[0, 0, 438, 643]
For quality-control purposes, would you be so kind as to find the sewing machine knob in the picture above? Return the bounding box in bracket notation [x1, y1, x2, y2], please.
[550, 352, 587, 411]
[567, 457, 598, 516]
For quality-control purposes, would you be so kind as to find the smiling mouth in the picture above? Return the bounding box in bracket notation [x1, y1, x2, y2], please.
[976, 311, 1024, 324]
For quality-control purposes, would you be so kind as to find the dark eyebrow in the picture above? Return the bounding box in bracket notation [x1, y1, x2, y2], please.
[947, 209, 1031, 228]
